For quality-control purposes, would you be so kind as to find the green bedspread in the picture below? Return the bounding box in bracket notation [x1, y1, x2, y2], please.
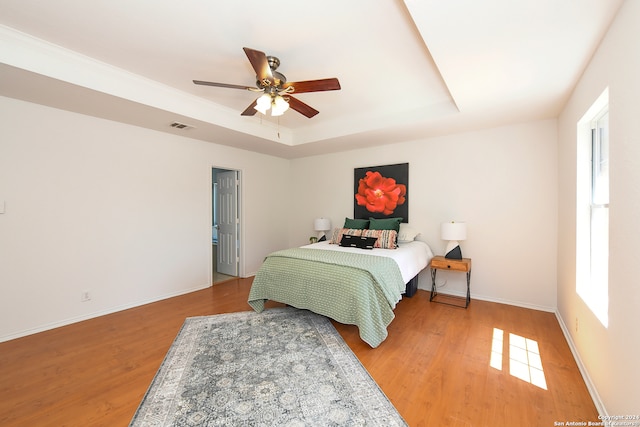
[247, 248, 405, 348]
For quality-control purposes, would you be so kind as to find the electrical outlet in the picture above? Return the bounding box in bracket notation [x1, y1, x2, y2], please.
[81, 290, 91, 302]
[575, 317, 579, 332]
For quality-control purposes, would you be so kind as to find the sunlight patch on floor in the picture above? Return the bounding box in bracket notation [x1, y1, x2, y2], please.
[490, 328, 503, 370]
[490, 328, 548, 390]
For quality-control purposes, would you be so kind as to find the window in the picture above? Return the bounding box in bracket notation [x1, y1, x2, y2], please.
[576, 89, 609, 327]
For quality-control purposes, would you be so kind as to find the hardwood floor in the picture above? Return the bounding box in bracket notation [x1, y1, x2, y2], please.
[0, 278, 598, 426]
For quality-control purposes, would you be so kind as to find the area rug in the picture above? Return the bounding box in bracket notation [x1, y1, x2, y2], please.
[129, 307, 407, 426]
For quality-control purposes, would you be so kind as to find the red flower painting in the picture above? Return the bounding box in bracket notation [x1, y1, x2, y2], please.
[355, 171, 407, 215]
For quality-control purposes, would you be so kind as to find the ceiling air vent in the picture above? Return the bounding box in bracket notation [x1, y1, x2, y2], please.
[170, 121, 193, 130]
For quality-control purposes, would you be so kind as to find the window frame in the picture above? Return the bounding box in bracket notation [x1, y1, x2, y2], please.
[576, 88, 609, 328]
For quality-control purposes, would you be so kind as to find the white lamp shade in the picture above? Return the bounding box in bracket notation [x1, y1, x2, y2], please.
[314, 218, 331, 231]
[271, 95, 289, 116]
[441, 221, 467, 241]
[254, 93, 271, 114]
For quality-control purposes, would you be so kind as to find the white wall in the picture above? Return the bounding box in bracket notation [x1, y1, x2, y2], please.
[557, 0, 640, 415]
[0, 96, 290, 341]
[289, 119, 558, 310]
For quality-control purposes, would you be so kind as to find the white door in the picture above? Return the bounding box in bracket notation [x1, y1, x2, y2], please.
[217, 170, 239, 276]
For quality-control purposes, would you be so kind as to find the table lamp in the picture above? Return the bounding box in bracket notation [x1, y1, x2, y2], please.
[314, 218, 331, 241]
[441, 221, 467, 259]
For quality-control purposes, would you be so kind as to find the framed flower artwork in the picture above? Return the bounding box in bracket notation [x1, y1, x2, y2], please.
[354, 163, 408, 222]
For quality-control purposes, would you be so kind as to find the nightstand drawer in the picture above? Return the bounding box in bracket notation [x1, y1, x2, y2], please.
[430, 256, 471, 272]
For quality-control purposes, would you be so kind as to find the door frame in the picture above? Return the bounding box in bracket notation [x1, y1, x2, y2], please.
[211, 166, 243, 282]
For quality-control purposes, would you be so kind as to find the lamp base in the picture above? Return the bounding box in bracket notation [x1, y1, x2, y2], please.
[445, 241, 463, 259]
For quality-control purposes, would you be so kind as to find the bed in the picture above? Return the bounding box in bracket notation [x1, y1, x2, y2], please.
[247, 232, 433, 348]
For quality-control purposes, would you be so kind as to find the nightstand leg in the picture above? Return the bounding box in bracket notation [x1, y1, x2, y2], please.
[466, 270, 471, 307]
[430, 268, 437, 301]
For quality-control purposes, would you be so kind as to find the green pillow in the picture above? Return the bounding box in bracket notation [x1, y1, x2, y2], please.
[369, 217, 403, 232]
[343, 217, 369, 229]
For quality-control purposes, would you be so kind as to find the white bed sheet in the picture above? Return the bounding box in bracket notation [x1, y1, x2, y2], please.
[300, 239, 434, 284]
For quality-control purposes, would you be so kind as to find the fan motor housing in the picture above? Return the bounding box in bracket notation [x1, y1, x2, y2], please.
[255, 56, 286, 88]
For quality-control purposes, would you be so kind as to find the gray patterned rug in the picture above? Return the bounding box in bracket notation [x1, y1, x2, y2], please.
[129, 307, 407, 426]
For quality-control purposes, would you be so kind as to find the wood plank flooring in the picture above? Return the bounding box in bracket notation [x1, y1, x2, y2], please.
[0, 278, 598, 426]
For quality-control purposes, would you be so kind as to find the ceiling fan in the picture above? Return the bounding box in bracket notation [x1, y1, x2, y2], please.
[193, 47, 341, 118]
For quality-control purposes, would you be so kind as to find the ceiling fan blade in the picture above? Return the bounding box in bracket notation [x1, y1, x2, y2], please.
[287, 96, 319, 118]
[241, 99, 258, 116]
[243, 47, 274, 85]
[193, 80, 254, 90]
[282, 78, 341, 94]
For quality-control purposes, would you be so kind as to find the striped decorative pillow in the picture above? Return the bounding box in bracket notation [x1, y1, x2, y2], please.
[329, 228, 363, 244]
[361, 229, 398, 249]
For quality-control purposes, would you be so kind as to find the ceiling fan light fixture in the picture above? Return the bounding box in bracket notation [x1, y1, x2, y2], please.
[271, 95, 289, 116]
[255, 93, 271, 114]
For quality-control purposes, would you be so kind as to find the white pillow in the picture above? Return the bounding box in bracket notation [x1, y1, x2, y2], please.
[398, 223, 420, 242]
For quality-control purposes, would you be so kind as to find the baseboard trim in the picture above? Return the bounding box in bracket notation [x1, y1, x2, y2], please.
[0, 283, 212, 343]
[554, 311, 607, 416]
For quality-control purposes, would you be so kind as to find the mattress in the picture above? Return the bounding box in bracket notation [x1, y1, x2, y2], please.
[299, 239, 433, 284]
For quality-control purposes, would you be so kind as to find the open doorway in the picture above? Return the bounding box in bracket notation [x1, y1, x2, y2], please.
[212, 167, 240, 284]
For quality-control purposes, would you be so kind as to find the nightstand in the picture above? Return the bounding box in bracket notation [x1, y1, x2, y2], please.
[430, 256, 472, 308]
